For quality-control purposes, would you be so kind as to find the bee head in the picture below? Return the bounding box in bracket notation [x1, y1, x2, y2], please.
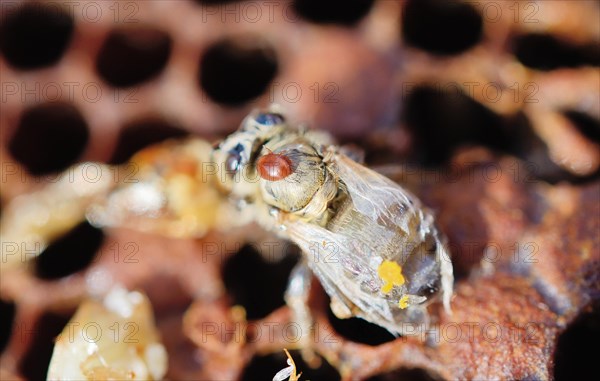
[211, 107, 287, 197]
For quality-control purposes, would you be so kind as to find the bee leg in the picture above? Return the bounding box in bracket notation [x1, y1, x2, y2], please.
[438, 244, 454, 315]
[329, 295, 353, 319]
[284, 260, 319, 366]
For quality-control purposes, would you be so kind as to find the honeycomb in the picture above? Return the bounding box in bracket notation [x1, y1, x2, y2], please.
[1, 0, 599, 380]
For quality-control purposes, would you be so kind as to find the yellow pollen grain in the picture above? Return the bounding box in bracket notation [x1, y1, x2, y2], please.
[381, 283, 393, 294]
[398, 295, 409, 309]
[378, 260, 405, 294]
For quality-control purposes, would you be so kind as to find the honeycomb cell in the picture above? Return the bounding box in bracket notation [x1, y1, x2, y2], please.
[8, 103, 89, 176]
[34, 221, 104, 280]
[402, 86, 508, 165]
[292, 0, 375, 26]
[402, 0, 483, 55]
[222, 244, 299, 320]
[199, 37, 278, 106]
[553, 303, 600, 380]
[513, 34, 600, 71]
[109, 118, 189, 165]
[563, 110, 600, 144]
[96, 27, 172, 87]
[326, 303, 396, 346]
[503, 112, 569, 184]
[0, 299, 16, 354]
[18, 312, 74, 381]
[0, 2, 74, 69]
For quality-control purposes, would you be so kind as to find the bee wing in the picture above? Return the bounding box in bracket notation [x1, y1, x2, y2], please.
[327, 151, 421, 234]
[283, 151, 453, 335]
[284, 219, 406, 334]
[327, 151, 453, 313]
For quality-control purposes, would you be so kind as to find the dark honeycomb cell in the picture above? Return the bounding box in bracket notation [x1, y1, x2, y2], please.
[96, 27, 172, 88]
[0, 299, 16, 354]
[513, 34, 600, 71]
[402, 0, 483, 55]
[292, 0, 375, 26]
[222, 244, 300, 320]
[109, 118, 189, 164]
[18, 311, 73, 381]
[402, 86, 508, 165]
[365, 367, 444, 381]
[503, 112, 572, 183]
[553, 303, 600, 381]
[8, 103, 89, 176]
[562, 110, 600, 144]
[501, 112, 600, 184]
[326, 303, 396, 346]
[241, 349, 340, 381]
[34, 221, 104, 280]
[199, 37, 278, 106]
[0, 2, 74, 69]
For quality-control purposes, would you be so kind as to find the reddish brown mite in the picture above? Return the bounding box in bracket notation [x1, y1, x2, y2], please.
[257, 152, 293, 181]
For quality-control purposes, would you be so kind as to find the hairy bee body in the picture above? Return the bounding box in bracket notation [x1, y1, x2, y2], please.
[214, 108, 453, 335]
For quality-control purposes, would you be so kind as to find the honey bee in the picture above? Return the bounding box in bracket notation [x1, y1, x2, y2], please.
[212, 107, 453, 335]
[1, 106, 453, 338]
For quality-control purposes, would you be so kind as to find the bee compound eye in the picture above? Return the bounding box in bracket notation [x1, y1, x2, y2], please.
[257, 152, 293, 181]
[225, 143, 245, 175]
[255, 112, 285, 126]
